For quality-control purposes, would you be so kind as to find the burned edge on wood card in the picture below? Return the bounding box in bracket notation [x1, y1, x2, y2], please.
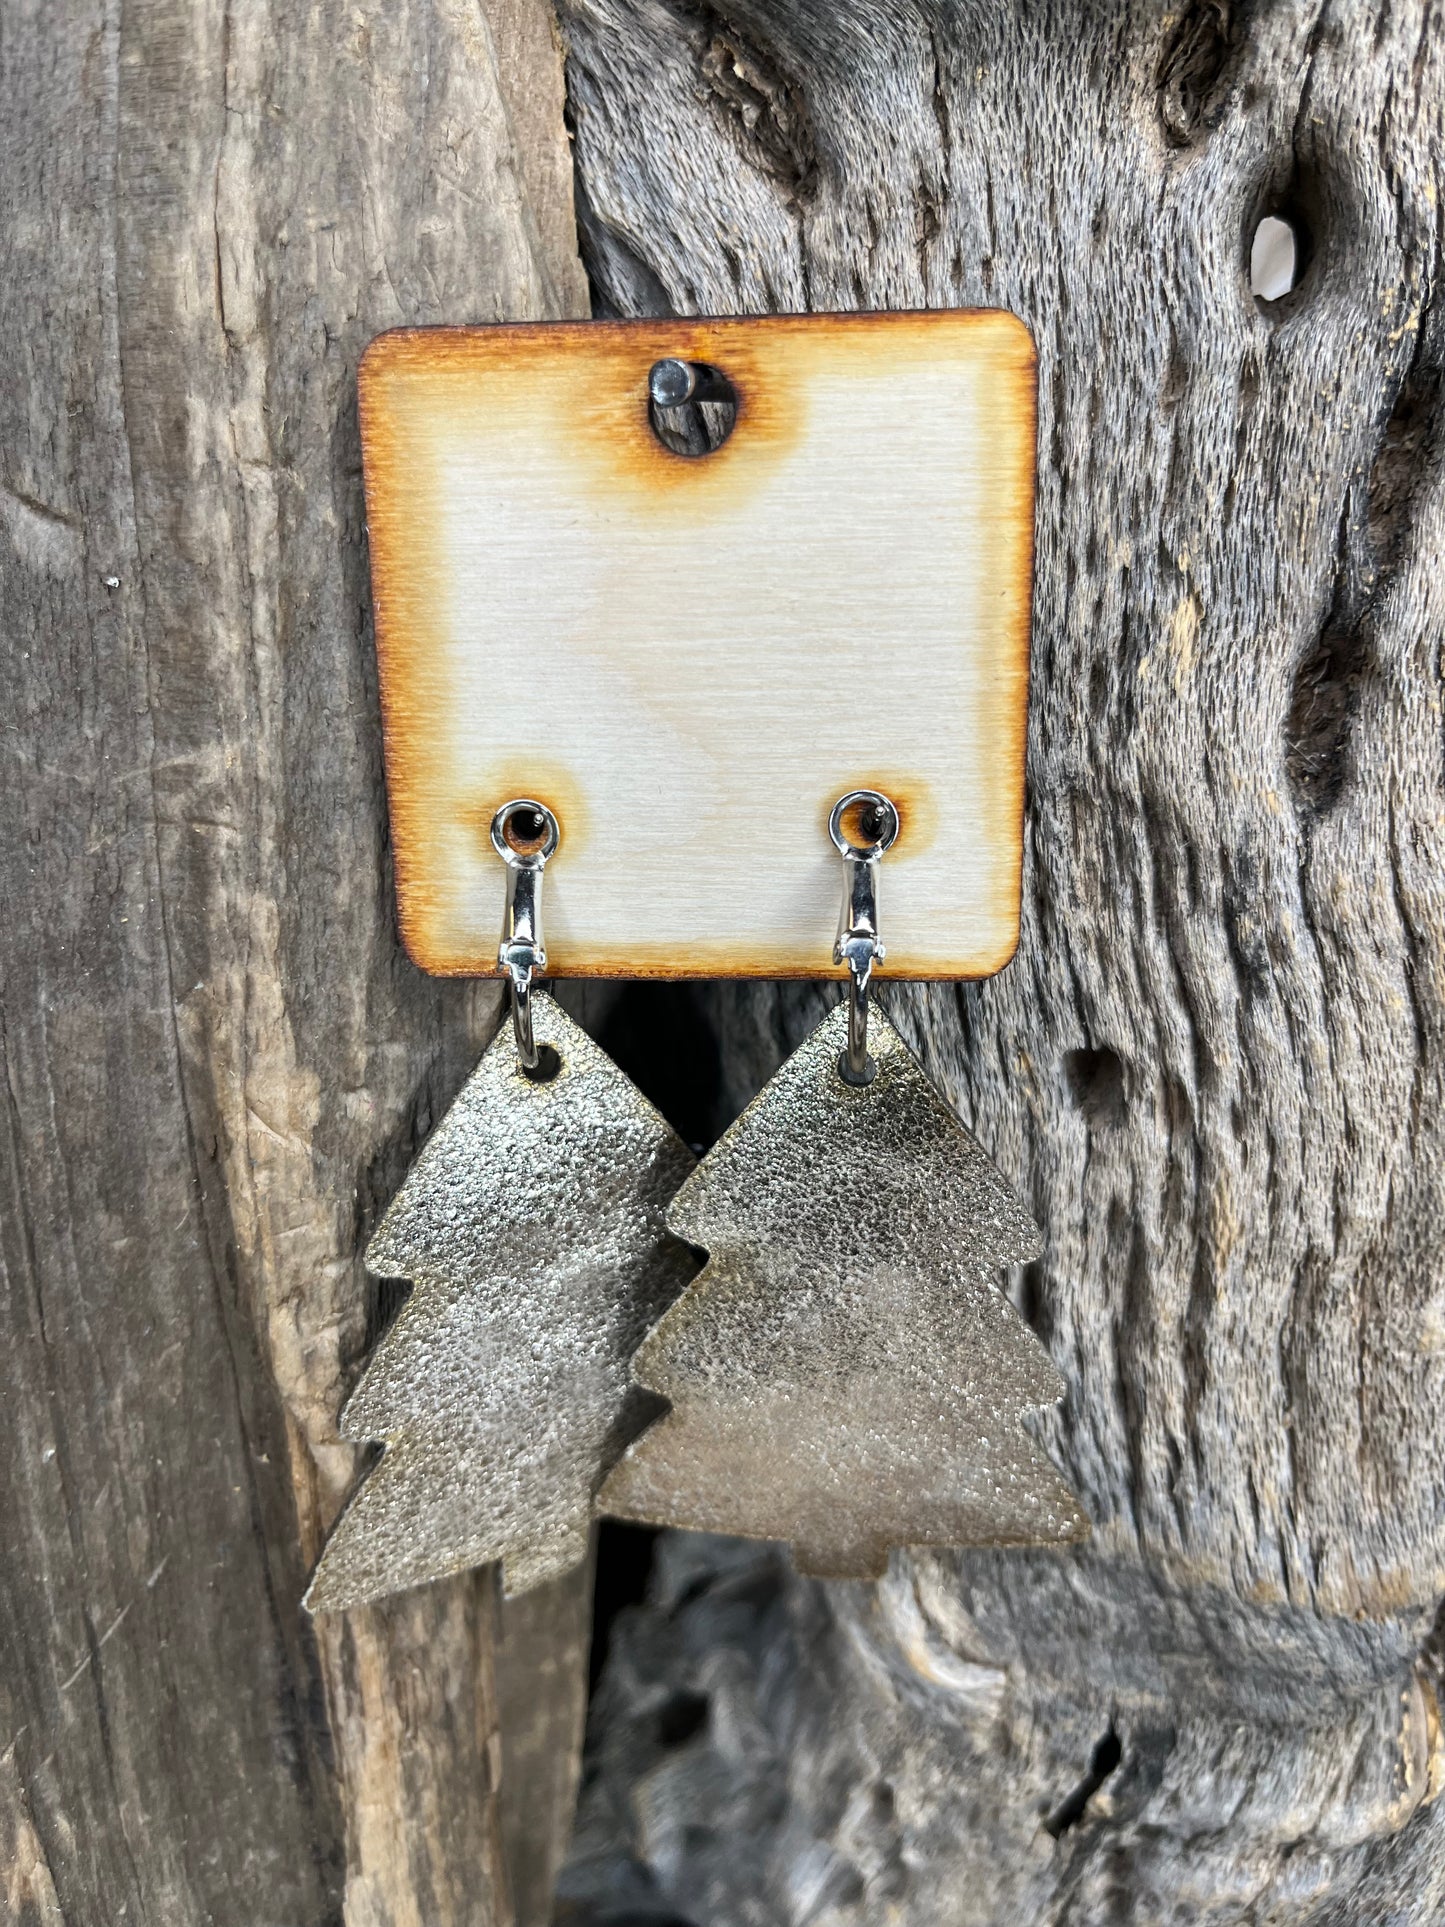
[359, 309, 1037, 982]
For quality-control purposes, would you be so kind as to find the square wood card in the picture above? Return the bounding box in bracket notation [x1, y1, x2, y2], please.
[359, 309, 1036, 979]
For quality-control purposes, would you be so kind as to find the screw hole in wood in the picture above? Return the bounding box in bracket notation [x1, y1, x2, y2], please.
[833, 792, 901, 855]
[844, 801, 890, 849]
[648, 358, 738, 457]
[501, 803, 551, 857]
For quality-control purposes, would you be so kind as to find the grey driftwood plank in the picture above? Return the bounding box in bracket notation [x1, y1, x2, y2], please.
[0, 1, 587, 1921]
[554, 1, 1445, 1919]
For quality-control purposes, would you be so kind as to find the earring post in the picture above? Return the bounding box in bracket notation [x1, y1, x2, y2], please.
[829, 790, 899, 1085]
[491, 799, 560, 1072]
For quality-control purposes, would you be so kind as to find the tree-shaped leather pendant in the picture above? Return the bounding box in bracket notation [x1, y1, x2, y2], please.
[600, 1000, 1087, 1578]
[308, 993, 696, 1609]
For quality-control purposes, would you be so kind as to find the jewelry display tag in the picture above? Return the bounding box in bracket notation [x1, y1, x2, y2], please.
[315, 305, 1085, 1614]
[359, 310, 1036, 981]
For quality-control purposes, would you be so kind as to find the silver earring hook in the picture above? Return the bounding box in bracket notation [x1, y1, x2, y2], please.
[829, 790, 900, 1086]
[490, 799, 560, 1074]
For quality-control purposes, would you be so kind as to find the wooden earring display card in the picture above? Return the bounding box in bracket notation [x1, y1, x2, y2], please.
[360, 309, 1037, 980]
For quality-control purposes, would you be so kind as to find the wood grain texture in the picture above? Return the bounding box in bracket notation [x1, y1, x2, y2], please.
[498, 1555, 594, 1927]
[12, 1, 1445, 1919]
[360, 310, 1035, 978]
[0, 1, 587, 1921]
[553, 0, 1445, 1918]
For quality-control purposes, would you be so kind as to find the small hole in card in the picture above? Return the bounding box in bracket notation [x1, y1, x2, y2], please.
[501, 804, 551, 858]
[833, 791, 900, 856]
[648, 358, 738, 457]
[842, 801, 889, 850]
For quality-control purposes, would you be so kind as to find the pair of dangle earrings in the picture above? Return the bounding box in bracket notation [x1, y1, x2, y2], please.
[308, 789, 1087, 1612]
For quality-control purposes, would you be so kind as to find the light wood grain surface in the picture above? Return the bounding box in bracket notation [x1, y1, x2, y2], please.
[361, 310, 1036, 978]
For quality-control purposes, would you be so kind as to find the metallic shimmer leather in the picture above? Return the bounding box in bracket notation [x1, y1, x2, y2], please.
[600, 1000, 1088, 1578]
[307, 992, 696, 1609]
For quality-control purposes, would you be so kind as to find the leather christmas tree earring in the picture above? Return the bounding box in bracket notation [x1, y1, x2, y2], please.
[307, 802, 695, 1610]
[313, 311, 1086, 1608]
[599, 792, 1088, 1579]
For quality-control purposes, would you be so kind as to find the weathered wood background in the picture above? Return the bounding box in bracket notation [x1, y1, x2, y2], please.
[4, 0, 1445, 1922]
[2, 2, 587, 1921]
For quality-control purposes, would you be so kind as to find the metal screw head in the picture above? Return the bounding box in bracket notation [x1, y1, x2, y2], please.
[649, 358, 698, 408]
